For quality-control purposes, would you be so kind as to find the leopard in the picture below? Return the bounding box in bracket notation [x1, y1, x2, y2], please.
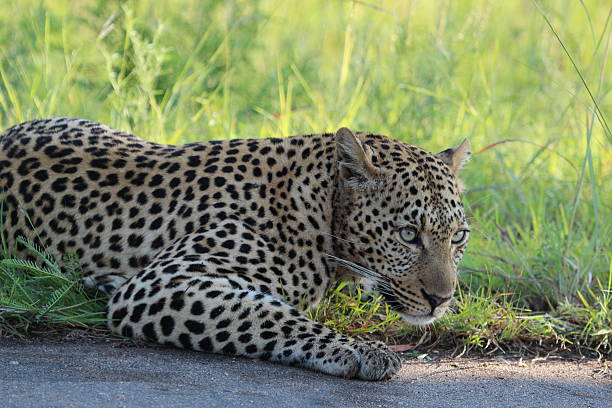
[0, 117, 470, 380]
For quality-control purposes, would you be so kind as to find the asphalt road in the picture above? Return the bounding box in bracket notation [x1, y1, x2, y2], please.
[0, 336, 609, 408]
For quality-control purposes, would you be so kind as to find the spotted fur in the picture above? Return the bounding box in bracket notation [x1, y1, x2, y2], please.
[0, 117, 470, 380]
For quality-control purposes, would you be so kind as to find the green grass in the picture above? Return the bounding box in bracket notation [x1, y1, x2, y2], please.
[0, 0, 610, 355]
[0, 236, 106, 336]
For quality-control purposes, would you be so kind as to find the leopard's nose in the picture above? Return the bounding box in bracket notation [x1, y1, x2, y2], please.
[421, 289, 452, 311]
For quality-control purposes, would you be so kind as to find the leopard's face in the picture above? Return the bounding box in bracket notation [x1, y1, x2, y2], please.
[333, 128, 471, 325]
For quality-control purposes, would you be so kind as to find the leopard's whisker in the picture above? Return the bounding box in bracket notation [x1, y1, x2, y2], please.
[316, 231, 362, 247]
[324, 253, 387, 284]
[375, 288, 400, 298]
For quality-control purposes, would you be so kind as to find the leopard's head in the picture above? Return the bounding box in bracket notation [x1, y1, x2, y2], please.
[332, 127, 471, 326]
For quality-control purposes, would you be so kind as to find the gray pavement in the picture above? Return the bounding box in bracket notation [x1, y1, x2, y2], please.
[0, 336, 609, 407]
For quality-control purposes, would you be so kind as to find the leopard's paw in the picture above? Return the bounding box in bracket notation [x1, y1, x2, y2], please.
[303, 339, 401, 380]
[353, 341, 401, 381]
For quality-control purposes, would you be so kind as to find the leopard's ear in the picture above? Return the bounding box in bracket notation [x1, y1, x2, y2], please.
[335, 127, 383, 190]
[435, 139, 471, 175]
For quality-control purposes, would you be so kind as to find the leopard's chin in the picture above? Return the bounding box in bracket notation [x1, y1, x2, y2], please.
[397, 312, 437, 326]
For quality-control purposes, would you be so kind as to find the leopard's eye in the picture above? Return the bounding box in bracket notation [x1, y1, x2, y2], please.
[451, 230, 469, 245]
[399, 227, 419, 245]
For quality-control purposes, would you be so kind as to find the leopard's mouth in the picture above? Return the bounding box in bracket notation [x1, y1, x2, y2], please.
[376, 285, 444, 327]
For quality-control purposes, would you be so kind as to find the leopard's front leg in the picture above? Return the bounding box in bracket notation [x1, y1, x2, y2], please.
[110, 273, 400, 380]
[106, 224, 401, 380]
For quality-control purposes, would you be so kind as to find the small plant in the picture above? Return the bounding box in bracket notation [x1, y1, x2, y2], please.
[555, 272, 612, 355]
[413, 287, 566, 353]
[308, 281, 401, 339]
[0, 237, 107, 336]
